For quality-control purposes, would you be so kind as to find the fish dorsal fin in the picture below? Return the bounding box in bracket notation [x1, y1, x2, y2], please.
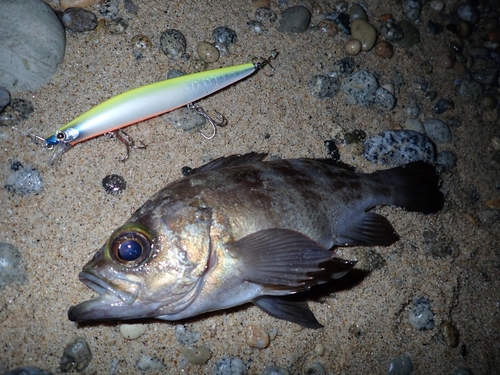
[183, 152, 268, 176]
[253, 295, 323, 328]
[312, 158, 356, 171]
[227, 228, 355, 289]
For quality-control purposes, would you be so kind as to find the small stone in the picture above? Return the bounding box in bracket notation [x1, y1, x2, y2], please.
[402, 0, 422, 21]
[0, 0, 66, 91]
[167, 69, 186, 80]
[61, 7, 98, 32]
[213, 42, 229, 57]
[332, 12, 351, 35]
[349, 248, 385, 271]
[423, 118, 451, 144]
[343, 129, 366, 144]
[105, 17, 128, 34]
[245, 324, 270, 348]
[427, 20, 444, 35]
[491, 136, 500, 151]
[188, 58, 207, 73]
[379, 22, 403, 42]
[432, 98, 453, 114]
[174, 324, 200, 346]
[350, 19, 377, 51]
[255, 7, 277, 23]
[374, 41, 393, 59]
[308, 75, 339, 99]
[330, 57, 354, 76]
[60, 337, 92, 372]
[160, 29, 187, 60]
[434, 51, 455, 69]
[123, 0, 138, 14]
[315, 19, 337, 36]
[404, 118, 424, 133]
[425, 90, 438, 101]
[59, 0, 101, 10]
[99, 0, 119, 21]
[1, 367, 53, 375]
[5, 167, 43, 195]
[405, 100, 421, 117]
[197, 41, 220, 63]
[436, 151, 457, 173]
[423, 230, 452, 257]
[313, 343, 325, 356]
[212, 357, 246, 375]
[349, 3, 368, 21]
[457, 3, 479, 24]
[119, 323, 148, 339]
[395, 20, 420, 47]
[458, 79, 484, 100]
[277, 6, 311, 33]
[473, 68, 498, 85]
[478, 93, 497, 110]
[341, 70, 379, 107]
[0, 243, 26, 288]
[212, 27, 237, 47]
[305, 362, 326, 375]
[181, 346, 211, 365]
[247, 20, 266, 33]
[9, 98, 34, 120]
[409, 297, 435, 330]
[345, 39, 362, 55]
[0, 86, 10, 113]
[131, 34, 152, 49]
[136, 355, 165, 371]
[102, 174, 126, 195]
[363, 130, 435, 165]
[429, 0, 445, 13]
[440, 321, 460, 347]
[451, 368, 473, 375]
[375, 86, 396, 111]
[261, 366, 290, 375]
[388, 355, 413, 375]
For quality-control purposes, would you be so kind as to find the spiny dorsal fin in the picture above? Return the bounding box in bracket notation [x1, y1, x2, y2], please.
[183, 152, 267, 176]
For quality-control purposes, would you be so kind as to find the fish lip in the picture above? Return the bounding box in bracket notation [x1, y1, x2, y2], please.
[79, 271, 138, 305]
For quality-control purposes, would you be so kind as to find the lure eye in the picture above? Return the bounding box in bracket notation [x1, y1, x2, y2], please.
[110, 231, 151, 266]
[56, 131, 66, 140]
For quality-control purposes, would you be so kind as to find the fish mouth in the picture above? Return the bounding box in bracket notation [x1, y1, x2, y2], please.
[68, 272, 141, 322]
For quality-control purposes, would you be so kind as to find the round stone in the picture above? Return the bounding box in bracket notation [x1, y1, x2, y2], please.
[61, 7, 98, 32]
[0, 0, 65, 91]
[434, 51, 455, 69]
[395, 20, 420, 47]
[423, 118, 452, 144]
[308, 75, 339, 99]
[350, 19, 377, 51]
[374, 41, 394, 58]
[197, 41, 220, 63]
[277, 6, 311, 33]
[160, 29, 187, 60]
[245, 324, 270, 348]
[345, 39, 362, 55]
[349, 3, 368, 21]
[212, 27, 238, 47]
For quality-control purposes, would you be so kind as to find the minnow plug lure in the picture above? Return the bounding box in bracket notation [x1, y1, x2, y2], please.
[40, 50, 278, 163]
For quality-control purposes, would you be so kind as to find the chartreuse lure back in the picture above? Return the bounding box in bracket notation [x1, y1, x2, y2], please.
[43, 50, 278, 162]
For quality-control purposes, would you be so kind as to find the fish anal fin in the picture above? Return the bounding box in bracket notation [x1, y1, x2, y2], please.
[338, 212, 399, 246]
[227, 228, 354, 289]
[253, 295, 323, 329]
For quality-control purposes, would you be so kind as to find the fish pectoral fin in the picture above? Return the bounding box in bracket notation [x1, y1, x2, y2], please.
[253, 295, 323, 329]
[228, 228, 355, 289]
[337, 212, 399, 246]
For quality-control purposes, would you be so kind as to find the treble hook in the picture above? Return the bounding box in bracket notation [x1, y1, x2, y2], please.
[187, 103, 227, 140]
[253, 49, 279, 76]
[104, 128, 146, 162]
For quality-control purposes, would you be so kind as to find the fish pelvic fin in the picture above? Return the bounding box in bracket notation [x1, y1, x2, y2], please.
[253, 296, 323, 329]
[227, 228, 356, 289]
[337, 212, 399, 247]
[375, 161, 444, 214]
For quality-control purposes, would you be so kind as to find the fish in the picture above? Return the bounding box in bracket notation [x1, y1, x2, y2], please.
[68, 152, 444, 328]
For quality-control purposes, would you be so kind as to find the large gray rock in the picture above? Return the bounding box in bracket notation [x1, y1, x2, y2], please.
[0, 0, 66, 91]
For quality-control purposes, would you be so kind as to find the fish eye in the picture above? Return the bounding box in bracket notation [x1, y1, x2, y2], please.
[110, 231, 150, 265]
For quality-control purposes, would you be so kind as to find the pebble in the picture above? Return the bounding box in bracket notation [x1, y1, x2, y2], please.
[212, 27, 237, 47]
[458, 79, 484, 100]
[61, 7, 97, 32]
[197, 41, 220, 63]
[452, 368, 473, 375]
[432, 98, 453, 114]
[374, 41, 394, 59]
[102, 174, 126, 195]
[473, 68, 498, 85]
[478, 93, 498, 110]
[375, 86, 396, 111]
[434, 51, 455, 69]
[174, 324, 200, 346]
[308, 75, 339, 99]
[105, 17, 128, 34]
[261, 366, 290, 375]
[313, 343, 325, 356]
[440, 321, 460, 347]
[314, 19, 337, 36]
[349, 3, 368, 21]
[429, 0, 445, 13]
[131, 34, 152, 50]
[255, 7, 277, 23]
[0, 87, 10, 113]
[402, 0, 422, 21]
[5, 166, 43, 195]
[423, 118, 451, 144]
[332, 12, 351, 35]
[247, 20, 266, 33]
[189, 58, 208, 73]
[345, 39, 362, 55]
[0, 243, 26, 287]
[1, 367, 53, 375]
[405, 101, 421, 118]
[0, 0, 66, 91]
[164, 107, 207, 134]
[212, 357, 246, 375]
[379, 22, 403, 42]
[425, 90, 438, 101]
[123, 0, 138, 14]
[60, 337, 92, 372]
[436, 150, 457, 173]
[350, 19, 377, 51]
[330, 57, 354, 77]
[245, 324, 270, 348]
[349, 248, 385, 271]
[423, 230, 452, 257]
[277, 6, 311, 33]
[99, 0, 119, 21]
[363, 130, 435, 165]
[160, 29, 187, 60]
[10, 98, 34, 120]
[136, 355, 165, 371]
[305, 362, 326, 375]
[409, 297, 435, 330]
[457, 3, 479, 24]
[119, 323, 147, 339]
[341, 70, 379, 107]
[343, 129, 366, 144]
[59, 0, 101, 10]
[395, 21, 420, 47]
[388, 355, 413, 375]
[167, 69, 186, 80]
[181, 346, 211, 365]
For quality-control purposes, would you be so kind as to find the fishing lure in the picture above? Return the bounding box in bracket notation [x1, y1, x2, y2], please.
[40, 50, 278, 163]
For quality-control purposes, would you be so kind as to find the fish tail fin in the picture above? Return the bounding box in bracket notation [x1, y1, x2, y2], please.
[375, 161, 444, 214]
